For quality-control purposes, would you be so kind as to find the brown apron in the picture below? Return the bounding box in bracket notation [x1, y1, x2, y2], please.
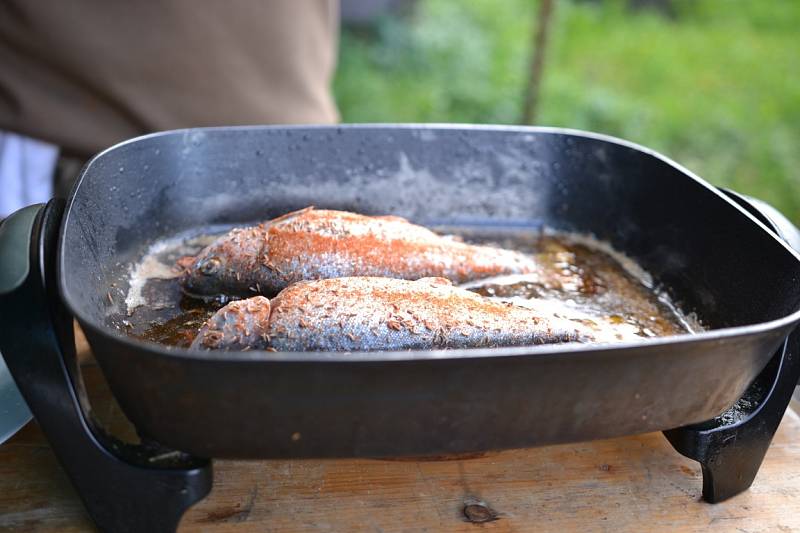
[0, 0, 340, 164]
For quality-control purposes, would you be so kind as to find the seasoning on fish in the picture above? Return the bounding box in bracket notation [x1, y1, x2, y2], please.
[177, 207, 544, 299]
[189, 276, 596, 352]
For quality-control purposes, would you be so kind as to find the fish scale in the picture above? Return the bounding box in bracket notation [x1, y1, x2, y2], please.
[190, 277, 594, 352]
[178, 207, 547, 299]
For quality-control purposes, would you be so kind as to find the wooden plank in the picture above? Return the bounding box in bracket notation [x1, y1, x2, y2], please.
[4, 403, 800, 533]
[2, 327, 800, 532]
[181, 417, 800, 533]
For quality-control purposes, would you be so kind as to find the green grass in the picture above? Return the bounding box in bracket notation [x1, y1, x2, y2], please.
[334, 0, 800, 222]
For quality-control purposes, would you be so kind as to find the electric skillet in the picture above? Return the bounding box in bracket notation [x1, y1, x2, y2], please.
[2, 125, 800, 532]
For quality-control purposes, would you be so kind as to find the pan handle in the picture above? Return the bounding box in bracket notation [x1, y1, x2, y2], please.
[0, 200, 212, 533]
[720, 188, 800, 253]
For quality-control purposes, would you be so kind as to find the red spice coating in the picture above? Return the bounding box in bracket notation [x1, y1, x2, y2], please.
[179, 207, 544, 299]
[190, 277, 595, 352]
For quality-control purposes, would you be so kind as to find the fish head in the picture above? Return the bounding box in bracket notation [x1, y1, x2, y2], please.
[190, 296, 272, 351]
[177, 242, 235, 299]
[178, 225, 268, 299]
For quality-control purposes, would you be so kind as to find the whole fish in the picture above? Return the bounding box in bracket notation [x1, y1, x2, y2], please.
[190, 276, 596, 352]
[178, 207, 544, 299]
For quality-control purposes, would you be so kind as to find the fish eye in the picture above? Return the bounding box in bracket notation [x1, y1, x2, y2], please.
[198, 257, 222, 276]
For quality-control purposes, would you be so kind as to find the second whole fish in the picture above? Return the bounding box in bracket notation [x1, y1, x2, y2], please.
[190, 276, 598, 352]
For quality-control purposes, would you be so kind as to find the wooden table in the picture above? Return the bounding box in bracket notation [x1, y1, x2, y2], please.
[2, 329, 800, 532]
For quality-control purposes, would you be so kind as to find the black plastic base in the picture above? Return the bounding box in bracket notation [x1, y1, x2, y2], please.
[664, 331, 799, 502]
[0, 201, 212, 533]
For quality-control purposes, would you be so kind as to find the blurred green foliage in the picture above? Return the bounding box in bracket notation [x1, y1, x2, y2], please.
[334, 0, 800, 221]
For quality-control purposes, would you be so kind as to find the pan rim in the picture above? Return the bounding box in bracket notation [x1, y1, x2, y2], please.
[77, 314, 798, 363]
[59, 124, 800, 363]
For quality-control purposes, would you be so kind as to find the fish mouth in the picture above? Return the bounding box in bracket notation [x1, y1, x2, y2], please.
[180, 284, 237, 305]
[176, 254, 236, 303]
[175, 260, 223, 303]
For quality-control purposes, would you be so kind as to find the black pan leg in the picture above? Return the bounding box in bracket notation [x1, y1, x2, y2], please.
[664, 189, 800, 503]
[0, 201, 212, 533]
[664, 333, 798, 502]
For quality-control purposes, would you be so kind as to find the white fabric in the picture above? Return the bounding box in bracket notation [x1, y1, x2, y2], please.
[0, 131, 59, 218]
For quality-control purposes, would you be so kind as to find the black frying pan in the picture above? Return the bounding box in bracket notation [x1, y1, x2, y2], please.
[3, 125, 800, 461]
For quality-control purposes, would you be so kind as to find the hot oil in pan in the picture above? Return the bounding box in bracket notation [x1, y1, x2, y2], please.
[122, 231, 226, 347]
[123, 227, 700, 348]
[456, 230, 700, 342]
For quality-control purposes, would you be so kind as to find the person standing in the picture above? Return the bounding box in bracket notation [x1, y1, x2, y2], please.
[0, 0, 340, 217]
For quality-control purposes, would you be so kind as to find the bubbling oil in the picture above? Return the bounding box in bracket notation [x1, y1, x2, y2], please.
[125, 227, 700, 349]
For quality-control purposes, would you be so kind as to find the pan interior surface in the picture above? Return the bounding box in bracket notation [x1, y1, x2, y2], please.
[60, 125, 800, 351]
[123, 223, 701, 349]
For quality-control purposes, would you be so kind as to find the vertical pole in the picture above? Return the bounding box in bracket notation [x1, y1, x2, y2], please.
[521, 0, 555, 125]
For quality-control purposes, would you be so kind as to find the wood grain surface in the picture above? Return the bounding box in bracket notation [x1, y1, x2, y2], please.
[1, 326, 799, 532]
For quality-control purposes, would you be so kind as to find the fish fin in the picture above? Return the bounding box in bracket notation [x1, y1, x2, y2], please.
[375, 214, 410, 223]
[268, 206, 316, 225]
[416, 277, 453, 287]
